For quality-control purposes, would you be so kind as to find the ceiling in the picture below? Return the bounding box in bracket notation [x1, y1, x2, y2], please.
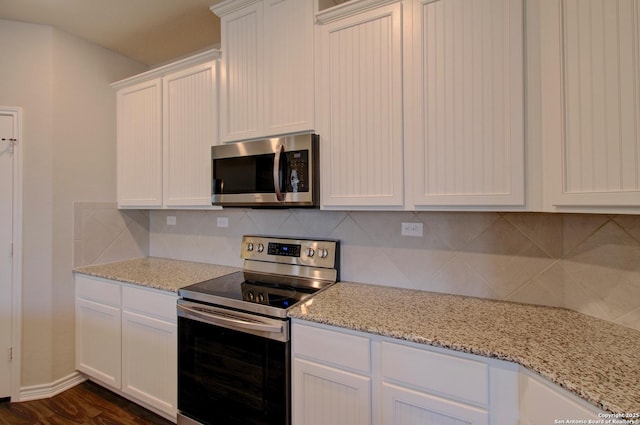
[0, 0, 226, 66]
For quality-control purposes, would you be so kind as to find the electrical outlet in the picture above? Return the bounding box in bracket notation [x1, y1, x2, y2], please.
[167, 216, 176, 226]
[217, 217, 229, 228]
[401, 222, 423, 237]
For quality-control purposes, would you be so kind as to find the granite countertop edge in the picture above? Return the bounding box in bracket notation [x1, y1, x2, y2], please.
[73, 257, 241, 293]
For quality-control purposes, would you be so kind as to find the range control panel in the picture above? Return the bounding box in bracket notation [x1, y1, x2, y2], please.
[241, 235, 339, 269]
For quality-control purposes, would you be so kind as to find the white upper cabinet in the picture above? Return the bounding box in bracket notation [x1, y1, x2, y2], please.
[117, 79, 163, 208]
[163, 62, 217, 207]
[541, 0, 640, 212]
[317, 1, 405, 208]
[213, 0, 315, 143]
[410, 0, 525, 208]
[113, 50, 219, 209]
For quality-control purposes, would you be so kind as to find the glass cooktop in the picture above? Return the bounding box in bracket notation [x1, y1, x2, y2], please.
[179, 271, 318, 318]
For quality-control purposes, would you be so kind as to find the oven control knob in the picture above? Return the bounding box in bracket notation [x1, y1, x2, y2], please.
[246, 291, 255, 301]
[257, 243, 264, 253]
[258, 293, 265, 303]
[306, 247, 315, 257]
[246, 242, 254, 252]
[319, 248, 329, 259]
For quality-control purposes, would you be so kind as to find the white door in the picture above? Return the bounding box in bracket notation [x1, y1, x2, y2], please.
[0, 110, 16, 399]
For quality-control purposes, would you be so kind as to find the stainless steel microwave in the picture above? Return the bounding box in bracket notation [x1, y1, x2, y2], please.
[211, 134, 319, 207]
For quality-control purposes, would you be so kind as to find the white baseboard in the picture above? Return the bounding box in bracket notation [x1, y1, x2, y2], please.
[19, 371, 86, 402]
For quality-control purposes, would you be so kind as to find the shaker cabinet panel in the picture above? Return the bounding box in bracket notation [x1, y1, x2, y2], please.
[114, 50, 219, 209]
[117, 79, 163, 208]
[163, 61, 217, 207]
[214, 0, 314, 143]
[410, 0, 525, 207]
[218, 2, 264, 142]
[542, 0, 640, 209]
[318, 3, 405, 208]
[75, 275, 178, 420]
[293, 358, 371, 425]
[122, 310, 177, 416]
[382, 383, 489, 425]
[263, 0, 314, 135]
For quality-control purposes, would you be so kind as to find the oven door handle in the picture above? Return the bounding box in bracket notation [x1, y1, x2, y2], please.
[177, 304, 284, 334]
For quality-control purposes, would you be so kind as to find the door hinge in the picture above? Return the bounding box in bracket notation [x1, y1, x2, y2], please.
[10, 242, 13, 257]
[8, 347, 12, 361]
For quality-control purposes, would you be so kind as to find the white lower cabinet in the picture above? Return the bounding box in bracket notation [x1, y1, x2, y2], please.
[294, 359, 371, 425]
[519, 370, 602, 425]
[293, 320, 605, 425]
[292, 320, 508, 425]
[293, 321, 372, 425]
[382, 383, 488, 425]
[380, 341, 491, 425]
[76, 290, 121, 388]
[75, 275, 177, 421]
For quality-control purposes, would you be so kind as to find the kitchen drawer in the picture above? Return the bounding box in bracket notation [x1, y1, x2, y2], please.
[381, 341, 489, 406]
[75, 275, 121, 306]
[122, 285, 177, 323]
[293, 322, 370, 374]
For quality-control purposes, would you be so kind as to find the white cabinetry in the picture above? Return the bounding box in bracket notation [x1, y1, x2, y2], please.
[520, 370, 602, 425]
[116, 78, 162, 207]
[410, 0, 525, 207]
[212, 0, 315, 143]
[316, 1, 405, 208]
[540, 0, 640, 212]
[75, 275, 177, 421]
[76, 276, 122, 388]
[114, 49, 218, 209]
[316, 0, 525, 209]
[121, 286, 177, 418]
[292, 320, 519, 425]
[292, 323, 371, 425]
[381, 341, 490, 425]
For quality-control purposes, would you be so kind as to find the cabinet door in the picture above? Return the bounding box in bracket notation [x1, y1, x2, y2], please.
[541, 0, 640, 210]
[117, 79, 163, 208]
[519, 372, 602, 424]
[218, 1, 264, 143]
[263, 0, 315, 135]
[121, 310, 177, 417]
[163, 61, 217, 207]
[382, 382, 489, 425]
[293, 358, 371, 425]
[76, 298, 122, 388]
[410, 0, 525, 207]
[318, 3, 405, 208]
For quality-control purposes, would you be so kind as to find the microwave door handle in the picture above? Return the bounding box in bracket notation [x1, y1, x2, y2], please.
[273, 144, 285, 201]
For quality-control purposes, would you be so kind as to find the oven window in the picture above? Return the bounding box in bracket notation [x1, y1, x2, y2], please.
[178, 316, 290, 425]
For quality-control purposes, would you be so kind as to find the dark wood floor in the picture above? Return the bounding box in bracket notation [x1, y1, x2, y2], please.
[0, 381, 173, 425]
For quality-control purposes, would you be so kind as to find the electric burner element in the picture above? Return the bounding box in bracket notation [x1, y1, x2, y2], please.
[179, 236, 340, 318]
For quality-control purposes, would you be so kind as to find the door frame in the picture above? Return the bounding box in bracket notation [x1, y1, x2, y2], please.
[1, 106, 23, 401]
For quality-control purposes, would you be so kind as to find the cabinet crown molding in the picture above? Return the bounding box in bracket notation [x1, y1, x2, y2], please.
[111, 48, 220, 89]
[316, 0, 401, 24]
[210, 0, 261, 17]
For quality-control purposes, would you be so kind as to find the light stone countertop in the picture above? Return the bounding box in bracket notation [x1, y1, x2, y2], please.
[288, 281, 640, 415]
[74, 258, 640, 414]
[73, 257, 240, 292]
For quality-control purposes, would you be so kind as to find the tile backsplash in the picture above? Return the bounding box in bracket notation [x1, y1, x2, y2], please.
[73, 203, 640, 331]
[73, 202, 149, 267]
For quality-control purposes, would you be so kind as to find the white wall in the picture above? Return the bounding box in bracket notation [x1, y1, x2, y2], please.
[0, 19, 147, 388]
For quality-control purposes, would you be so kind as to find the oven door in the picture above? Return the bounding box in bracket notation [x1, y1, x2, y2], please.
[177, 300, 290, 425]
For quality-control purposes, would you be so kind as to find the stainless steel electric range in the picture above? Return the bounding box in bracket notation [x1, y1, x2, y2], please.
[176, 235, 340, 425]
